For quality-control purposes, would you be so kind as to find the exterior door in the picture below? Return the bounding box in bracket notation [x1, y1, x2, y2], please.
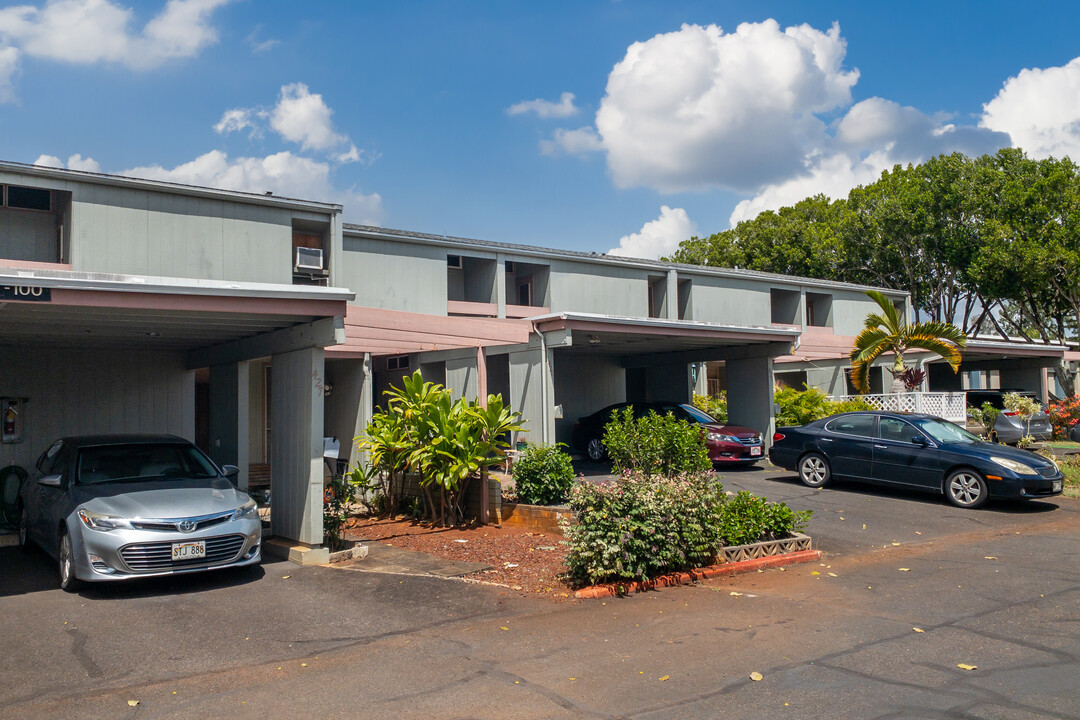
[871, 416, 942, 489]
[822, 415, 876, 480]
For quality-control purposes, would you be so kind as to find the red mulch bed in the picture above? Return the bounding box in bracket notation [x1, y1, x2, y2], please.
[344, 515, 574, 598]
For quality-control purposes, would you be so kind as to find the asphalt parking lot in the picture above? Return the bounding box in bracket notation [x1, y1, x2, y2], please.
[2, 467, 1079, 719]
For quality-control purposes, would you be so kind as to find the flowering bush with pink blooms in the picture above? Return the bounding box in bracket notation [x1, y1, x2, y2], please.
[1047, 395, 1080, 439]
[562, 473, 810, 585]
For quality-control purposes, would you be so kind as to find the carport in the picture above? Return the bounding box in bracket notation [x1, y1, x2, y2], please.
[924, 339, 1068, 403]
[0, 268, 352, 546]
[528, 313, 799, 445]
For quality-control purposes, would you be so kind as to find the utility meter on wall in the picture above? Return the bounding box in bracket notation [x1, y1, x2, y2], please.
[2, 398, 24, 444]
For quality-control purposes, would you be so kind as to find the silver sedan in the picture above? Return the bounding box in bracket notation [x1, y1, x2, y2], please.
[17, 434, 262, 591]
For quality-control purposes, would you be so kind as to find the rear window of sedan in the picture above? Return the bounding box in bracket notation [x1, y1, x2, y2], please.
[77, 443, 220, 485]
[825, 415, 876, 437]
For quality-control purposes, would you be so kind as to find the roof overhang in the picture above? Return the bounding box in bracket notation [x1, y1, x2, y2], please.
[0, 268, 353, 364]
[531, 312, 799, 365]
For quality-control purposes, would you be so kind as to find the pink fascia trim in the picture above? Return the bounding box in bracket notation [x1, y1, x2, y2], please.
[0, 259, 73, 271]
[331, 305, 532, 355]
[505, 304, 549, 319]
[447, 300, 498, 317]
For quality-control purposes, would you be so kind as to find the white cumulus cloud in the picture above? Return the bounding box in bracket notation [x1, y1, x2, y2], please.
[270, 82, 349, 153]
[34, 153, 101, 171]
[507, 91, 579, 118]
[981, 56, 1080, 160]
[594, 20, 859, 193]
[539, 126, 603, 156]
[552, 19, 1013, 226]
[609, 206, 697, 259]
[213, 108, 257, 136]
[0, 0, 230, 102]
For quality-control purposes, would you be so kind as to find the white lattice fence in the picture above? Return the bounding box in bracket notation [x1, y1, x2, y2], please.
[834, 392, 967, 422]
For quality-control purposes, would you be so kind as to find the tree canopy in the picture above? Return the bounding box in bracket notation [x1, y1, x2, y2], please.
[666, 149, 1080, 395]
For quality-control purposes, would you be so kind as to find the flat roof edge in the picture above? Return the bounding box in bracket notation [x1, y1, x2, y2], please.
[0, 268, 355, 302]
[0, 160, 343, 213]
[344, 224, 907, 296]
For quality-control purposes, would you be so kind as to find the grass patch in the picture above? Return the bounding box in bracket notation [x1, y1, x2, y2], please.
[1047, 440, 1080, 449]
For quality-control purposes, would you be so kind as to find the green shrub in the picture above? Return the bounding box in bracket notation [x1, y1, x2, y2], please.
[774, 386, 874, 426]
[602, 407, 712, 477]
[717, 491, 811, 547]
[563, 472, 726, 584]
[563, 476, 812, 585]
[692, 392, 728, 422]
[512, 443, 576, 506]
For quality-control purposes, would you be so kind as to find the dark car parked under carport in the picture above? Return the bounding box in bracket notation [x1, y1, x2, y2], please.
[769, 411, 1063, 508]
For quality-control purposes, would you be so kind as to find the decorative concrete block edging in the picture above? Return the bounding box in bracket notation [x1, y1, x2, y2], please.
[499, 502, 575, 535]
[574, 546, 821, 599]
[721, 532, 812, 563]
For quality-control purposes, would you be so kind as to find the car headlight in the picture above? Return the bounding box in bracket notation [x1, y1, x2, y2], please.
[990, 456, 1038, 476]
[707, 432, 739, 443]
[77, 509, 132, 531]
[233, 498, 259, 520]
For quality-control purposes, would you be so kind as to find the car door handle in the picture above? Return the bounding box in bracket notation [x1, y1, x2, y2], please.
[874, 444, 888, 449]
[820, 438, 833, 443]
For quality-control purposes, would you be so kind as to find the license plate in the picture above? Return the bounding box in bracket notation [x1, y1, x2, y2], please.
[1053, 480, 1063, 492]
[750, 446, 762, 456]
[172, 541, 206, 561]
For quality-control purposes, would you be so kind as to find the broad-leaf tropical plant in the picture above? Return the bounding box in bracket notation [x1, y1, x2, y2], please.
[850, 290, 966, 393]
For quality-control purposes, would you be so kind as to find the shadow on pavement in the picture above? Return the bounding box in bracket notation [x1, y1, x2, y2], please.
[0, 543, 265, 599]
[754, 470, 1062, 515]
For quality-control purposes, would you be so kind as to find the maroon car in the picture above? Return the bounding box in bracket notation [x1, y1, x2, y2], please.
[570, 402, 763, 465]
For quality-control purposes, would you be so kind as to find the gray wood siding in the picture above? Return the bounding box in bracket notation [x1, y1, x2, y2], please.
[686, 277, 773, 326]
[0, 209, 55, 262]
[71, 184, 295, 283]
[341, 236, 448, 314]
[548, 260, 650, 316]
[0, 347, 195, 471]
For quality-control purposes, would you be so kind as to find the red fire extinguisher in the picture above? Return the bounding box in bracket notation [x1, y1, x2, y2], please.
[3, 403, 16, 438]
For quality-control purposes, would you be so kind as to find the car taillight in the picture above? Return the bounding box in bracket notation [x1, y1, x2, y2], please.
[773, 433, 785, 442]
[1003, 411, 1017, 416]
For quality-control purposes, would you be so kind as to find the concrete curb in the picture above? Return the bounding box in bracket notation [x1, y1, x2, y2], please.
[574, 549, 822, 599]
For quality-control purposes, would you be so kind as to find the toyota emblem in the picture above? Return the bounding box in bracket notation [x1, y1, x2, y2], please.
[178, 520, 197, 533]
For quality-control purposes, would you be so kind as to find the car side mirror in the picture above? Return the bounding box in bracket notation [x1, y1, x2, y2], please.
[222, 464, 240, 479]
[911, 435, 929, 446]
[38, 473, 63, 487]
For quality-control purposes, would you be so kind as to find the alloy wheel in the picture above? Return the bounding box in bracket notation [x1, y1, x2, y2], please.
[799, 455, 830, 488]
[947, 471, 986, 508]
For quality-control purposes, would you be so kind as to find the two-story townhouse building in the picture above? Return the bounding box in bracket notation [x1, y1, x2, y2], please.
[3, 161, 1070, 557]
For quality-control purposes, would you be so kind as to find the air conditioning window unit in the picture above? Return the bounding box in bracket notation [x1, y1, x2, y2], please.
[295, 246, 324, 271]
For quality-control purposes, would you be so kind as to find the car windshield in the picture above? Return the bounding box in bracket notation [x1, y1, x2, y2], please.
[678, 405, 717, 424]
[912, 418, 983, 445]
[77, 443, 220, 485]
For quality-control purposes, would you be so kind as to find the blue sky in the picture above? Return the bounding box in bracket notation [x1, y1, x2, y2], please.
[2, 1, 1080, 258]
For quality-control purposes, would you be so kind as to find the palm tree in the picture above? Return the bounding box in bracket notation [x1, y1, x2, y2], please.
[850, 290, 967, 394]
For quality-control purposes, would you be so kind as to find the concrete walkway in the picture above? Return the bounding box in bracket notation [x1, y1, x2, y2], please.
[340, 537, 492, 577]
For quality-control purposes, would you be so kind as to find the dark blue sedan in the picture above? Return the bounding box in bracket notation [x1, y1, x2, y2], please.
[769, 412, 1064, 508]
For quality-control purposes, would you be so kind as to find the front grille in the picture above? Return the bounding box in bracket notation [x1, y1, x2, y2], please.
[119, 534, 246, 571]
[130, 511, 233, 533]
[736, 436, 762, 446]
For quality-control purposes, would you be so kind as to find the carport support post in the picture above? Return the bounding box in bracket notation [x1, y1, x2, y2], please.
[726, 356, 776, 448]
[208, 361, 250, 490]
[270, 347, 325, 546]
